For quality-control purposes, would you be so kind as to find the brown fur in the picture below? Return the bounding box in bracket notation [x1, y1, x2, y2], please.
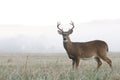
[57, 22, 112, 71]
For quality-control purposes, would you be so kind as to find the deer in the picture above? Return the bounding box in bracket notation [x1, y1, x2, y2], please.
[57, 21, 112, 71]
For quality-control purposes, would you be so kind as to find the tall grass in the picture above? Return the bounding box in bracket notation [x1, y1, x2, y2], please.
[0, 53, 120, 80]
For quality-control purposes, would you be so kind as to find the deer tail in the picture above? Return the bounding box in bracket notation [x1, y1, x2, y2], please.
[106, 43, 109, 52]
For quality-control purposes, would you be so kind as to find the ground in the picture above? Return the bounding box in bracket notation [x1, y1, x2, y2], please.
[0, 53, 120, 80]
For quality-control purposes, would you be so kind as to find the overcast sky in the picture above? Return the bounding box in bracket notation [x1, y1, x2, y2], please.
[0, 0, 120, 25]
[0, 0, 120, 53]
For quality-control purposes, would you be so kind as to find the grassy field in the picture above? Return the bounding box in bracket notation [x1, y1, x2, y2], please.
[0, 53, 120, 80]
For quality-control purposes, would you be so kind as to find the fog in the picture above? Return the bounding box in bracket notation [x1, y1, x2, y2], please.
[0, 19, 120, 53]
[0, 0, 120, 53]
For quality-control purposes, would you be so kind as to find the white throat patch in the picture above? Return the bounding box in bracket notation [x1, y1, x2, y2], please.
[63, 36, 68, 42]
[63, 40, 69, 42]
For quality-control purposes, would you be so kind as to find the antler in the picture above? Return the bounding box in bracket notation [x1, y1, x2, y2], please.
[57, 22, 63, 31]
[70, 21, 75, 30]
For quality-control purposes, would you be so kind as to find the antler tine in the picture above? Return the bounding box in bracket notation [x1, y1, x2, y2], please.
[57, 22, 62, 31]
[70, 21, 75, 30]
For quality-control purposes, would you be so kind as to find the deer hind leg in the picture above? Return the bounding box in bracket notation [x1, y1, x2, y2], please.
[101, 56, 112, 70]
[95, 57, 102, 72]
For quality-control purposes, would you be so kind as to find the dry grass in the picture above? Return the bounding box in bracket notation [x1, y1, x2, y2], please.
[0, 53, 120, 80]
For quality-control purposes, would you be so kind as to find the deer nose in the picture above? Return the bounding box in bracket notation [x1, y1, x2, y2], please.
[64, 38, 67, 40]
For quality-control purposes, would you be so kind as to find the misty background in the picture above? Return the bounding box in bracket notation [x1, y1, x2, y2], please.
[0, 0, 120, 53]
[0, 19, 120, 53]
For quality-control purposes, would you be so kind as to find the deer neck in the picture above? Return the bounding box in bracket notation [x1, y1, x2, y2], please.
[63, 37, 73, 59]
[63, 37, 72, 51]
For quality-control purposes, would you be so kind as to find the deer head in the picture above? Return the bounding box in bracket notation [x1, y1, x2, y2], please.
[57, 21, 75, 42]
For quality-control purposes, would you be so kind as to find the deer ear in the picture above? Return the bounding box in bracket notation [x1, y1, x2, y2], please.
[58, 30, 62, 35]
[69, 29, 73, 34]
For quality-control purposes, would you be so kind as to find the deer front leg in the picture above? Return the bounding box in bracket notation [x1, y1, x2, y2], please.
[75, 58, 80, 69]
[72, 59, 75, 69]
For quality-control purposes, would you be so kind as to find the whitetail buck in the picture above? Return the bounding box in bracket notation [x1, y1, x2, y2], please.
[57, 21, 112, 71]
